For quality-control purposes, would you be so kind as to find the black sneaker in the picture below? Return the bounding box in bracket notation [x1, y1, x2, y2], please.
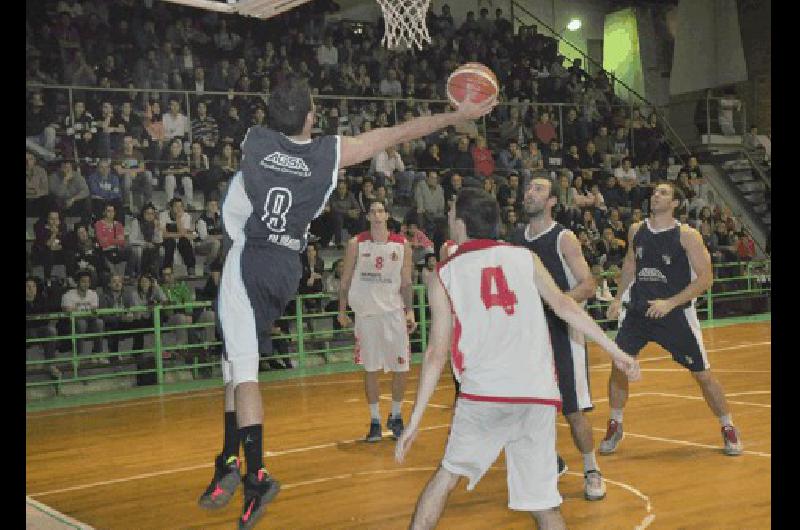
[557, 455, 568, 478]
[238, 468, 281, 530]
[366, 420, 382, 442]
[386, 414, 404, 439]
[198, 454, 241, 509]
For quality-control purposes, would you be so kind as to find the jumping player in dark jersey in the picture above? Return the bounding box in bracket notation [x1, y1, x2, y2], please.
[512, 177, 607, 501]
[599, 181, 744, 457]
[196, 77, 497, 529]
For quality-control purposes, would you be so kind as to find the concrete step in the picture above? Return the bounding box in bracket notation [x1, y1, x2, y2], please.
[742, 192, 766, 204]
[736, 181, 766, 193]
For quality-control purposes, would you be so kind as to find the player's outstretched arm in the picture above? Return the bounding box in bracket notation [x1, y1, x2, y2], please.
[607, 222, 641, 320]
[339, 97, 497, 168]
[396, 275, 453, 464]
[532, 253, 640, 381]
[337, 237, 359, 328]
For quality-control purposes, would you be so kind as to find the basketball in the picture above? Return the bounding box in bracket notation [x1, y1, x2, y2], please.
[446, 62, 499, 106]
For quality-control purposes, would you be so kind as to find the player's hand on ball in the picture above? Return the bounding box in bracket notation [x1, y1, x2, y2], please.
[606, 299, 621, 320]
[614, 355, 641, 382]
[405, 309, 417, 334]
[646, 299, 675, 319]
[455, 94, 498, 120]
[395, 423, 419, 464]
[337, 312, 352, 328]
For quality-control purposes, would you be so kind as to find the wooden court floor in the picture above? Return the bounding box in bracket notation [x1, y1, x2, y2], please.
[26, 321, 770, 529]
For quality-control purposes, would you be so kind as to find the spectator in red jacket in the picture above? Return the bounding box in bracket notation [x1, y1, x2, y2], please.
[94, 202, 128, 279]
[471, 135, 495, 179]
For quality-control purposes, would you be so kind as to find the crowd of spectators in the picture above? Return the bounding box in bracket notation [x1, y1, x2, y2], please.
[26, 0, 762, 378]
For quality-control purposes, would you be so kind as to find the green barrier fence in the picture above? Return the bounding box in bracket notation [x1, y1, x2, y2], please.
[26, 260, 769, 395]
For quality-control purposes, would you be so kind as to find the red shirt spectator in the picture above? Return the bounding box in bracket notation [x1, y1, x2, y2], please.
[94, 209, 126, 250]
[736, 233, 756, 261]
[534, 112, 558, 146]
[471, 136, 495, 178]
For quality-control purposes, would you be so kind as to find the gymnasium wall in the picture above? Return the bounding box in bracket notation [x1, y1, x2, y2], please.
[668, 0, 748, 96]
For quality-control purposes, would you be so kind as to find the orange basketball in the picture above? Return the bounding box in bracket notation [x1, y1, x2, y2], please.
[446, 63, 499, 106]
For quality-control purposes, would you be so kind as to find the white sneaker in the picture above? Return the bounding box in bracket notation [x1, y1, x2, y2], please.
[584, 470, 606, 501]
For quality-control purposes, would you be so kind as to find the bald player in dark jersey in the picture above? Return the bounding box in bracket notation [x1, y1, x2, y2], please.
[512, 176, 607, 501]
[599, 181, 744, 457]
[195, 77, 497, 530]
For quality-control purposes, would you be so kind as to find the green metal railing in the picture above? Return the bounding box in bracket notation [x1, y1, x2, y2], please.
[26, 261, 769, 395]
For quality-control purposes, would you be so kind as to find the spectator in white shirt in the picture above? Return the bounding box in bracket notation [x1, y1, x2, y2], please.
[316, 35, 338, 70]
[162, 97, 190, 142]
[372, 144, 405, 189]
[614, 157, 638, 192]
[379, 69, 403, 98]
[61, 270, 105, 357]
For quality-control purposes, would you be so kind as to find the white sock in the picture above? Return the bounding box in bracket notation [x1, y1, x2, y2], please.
[719, 414, 733, 427]
[369, 403, 380, 421]
[610, 408, 624, 423]
[391, 401, 402, 417]
[583, 452, 599, 473]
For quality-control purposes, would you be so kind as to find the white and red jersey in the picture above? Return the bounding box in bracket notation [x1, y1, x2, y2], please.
[436, 239, 561, 409]
[348, 231, 406, 317]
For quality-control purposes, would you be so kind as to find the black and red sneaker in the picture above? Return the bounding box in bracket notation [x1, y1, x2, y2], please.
[198, 454, 241, 509]
[238, 468, 281, 530]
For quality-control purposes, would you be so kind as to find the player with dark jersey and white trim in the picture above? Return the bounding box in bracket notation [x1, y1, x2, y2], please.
[196, 78, 498, 530]
[395, 189, 640, 529]
[511, 176, 606, 501]
[599, 181, 744, 457]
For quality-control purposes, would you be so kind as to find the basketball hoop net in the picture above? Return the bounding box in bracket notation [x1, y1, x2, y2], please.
[376, 0, 432, 51]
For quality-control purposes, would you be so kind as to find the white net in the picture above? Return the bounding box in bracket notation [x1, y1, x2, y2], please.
[376, 0, 432, 51]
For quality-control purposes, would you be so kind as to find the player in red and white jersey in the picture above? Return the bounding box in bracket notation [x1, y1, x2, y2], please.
[396, 189, 639, 529]
[339, 198, 417, 443]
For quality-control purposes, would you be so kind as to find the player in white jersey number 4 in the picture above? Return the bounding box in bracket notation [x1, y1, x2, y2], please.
[396, 189, 640, 530]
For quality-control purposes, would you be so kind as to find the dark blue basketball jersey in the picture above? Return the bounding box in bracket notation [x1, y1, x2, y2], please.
[627, 220, 694, 314]
[223, 126, 340, 251]
[511, 222, 575, 293]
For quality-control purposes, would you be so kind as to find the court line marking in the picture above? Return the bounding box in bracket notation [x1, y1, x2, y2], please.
[27, 423, 453, 498]
[26, 496, 94, 529]
[281, 467, 655, 530]
[594, 368, 771, 374]
[592, 391, 771, 408]
[592, 340, 771, 369]
[28, 339, 770, 419]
